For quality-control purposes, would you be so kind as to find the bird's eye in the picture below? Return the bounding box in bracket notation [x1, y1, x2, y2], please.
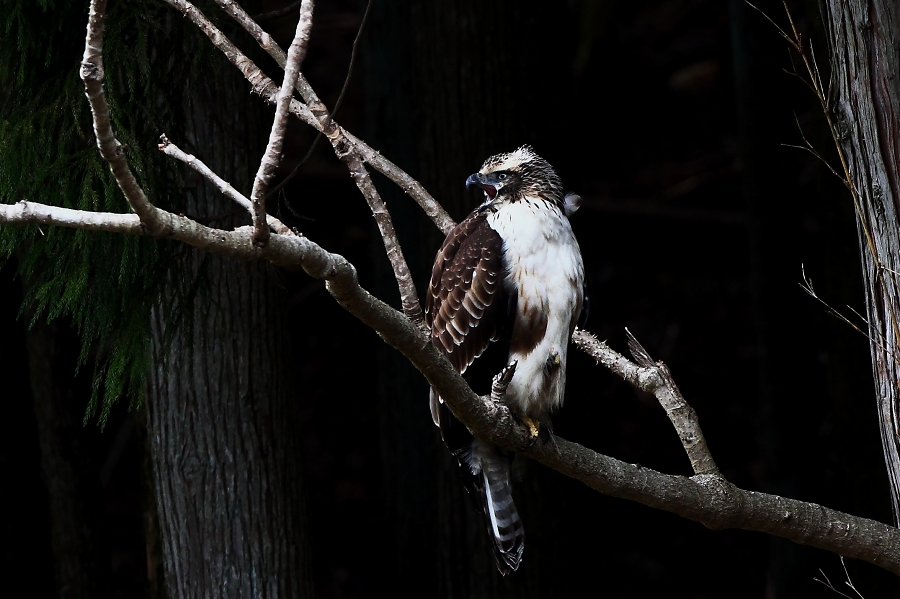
[498, 173, 508, 180]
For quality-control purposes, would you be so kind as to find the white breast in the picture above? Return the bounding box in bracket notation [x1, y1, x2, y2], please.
[486, 197, 584, 418]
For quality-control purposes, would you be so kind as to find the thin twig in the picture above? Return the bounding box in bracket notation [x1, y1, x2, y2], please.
[814, 557, 866, 599]
[814, 569, 855, 599]
[748, 1, 900, 357]
[841, 556, 866, 599]
[158, 134, 293, 236]
[253, 0, 302, 21]
[798, 265, 893, 357]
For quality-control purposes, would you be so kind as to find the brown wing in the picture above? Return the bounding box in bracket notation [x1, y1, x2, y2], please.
[426, 212, 508, 375]
[426, 212, 509, 430]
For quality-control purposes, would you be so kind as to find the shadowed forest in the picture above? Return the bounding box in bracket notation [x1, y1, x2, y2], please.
[1, 0, 896, 597]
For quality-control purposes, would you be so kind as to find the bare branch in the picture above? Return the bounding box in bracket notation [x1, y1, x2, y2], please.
[205, 0, 455, 234]
[212, 0, 422, 318]
[343, 130, 457, 235]
[266, 0, 374, 200]
[335, 147, 424, 323]
[815, 557, 866, 599]
[574, 328, 720, 477]
[245, 7, 422, 320]
[784, 112, 850, 188]
[158, 135, 293, 236]
[5, 191, 900, 573]
[799, 265, 892, 356]
[164, 0, 426, 320]
[248, 0, 314, 246]
[0, 201, 142, 233]
[81, 0, 162, 231]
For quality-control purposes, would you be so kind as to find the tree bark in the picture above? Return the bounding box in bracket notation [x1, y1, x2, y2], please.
[821, 0, 900, 522]
[143, 15, 314, 598]
[24, 315, 109, 599]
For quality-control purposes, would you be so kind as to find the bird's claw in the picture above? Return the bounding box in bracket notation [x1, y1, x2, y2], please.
[520, 416, 543, 448]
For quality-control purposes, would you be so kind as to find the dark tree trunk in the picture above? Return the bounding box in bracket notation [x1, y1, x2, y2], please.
[144, 18, 313, 598]
[24, 315, 109, 599]
[364, 2, 566, 596]
[822, 0, 900, 522]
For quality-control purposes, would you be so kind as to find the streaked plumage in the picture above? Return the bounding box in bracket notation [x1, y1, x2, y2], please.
[425, 146, 586, 575]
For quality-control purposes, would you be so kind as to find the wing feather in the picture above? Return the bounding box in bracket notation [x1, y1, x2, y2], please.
[425, 213, 508, 376]
[425, 212, 510, 441]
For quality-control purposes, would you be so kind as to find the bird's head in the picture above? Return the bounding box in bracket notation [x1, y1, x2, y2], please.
[466, 146, 565, 210]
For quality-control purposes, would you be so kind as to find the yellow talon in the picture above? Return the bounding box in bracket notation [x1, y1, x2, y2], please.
[522, 416, 541, 439]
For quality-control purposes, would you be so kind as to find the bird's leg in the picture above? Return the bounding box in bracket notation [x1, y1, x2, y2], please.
[490, 361, 517, 405]
[490, 362, 544, 446]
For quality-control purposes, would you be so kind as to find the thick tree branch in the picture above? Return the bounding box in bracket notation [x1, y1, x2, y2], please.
[247, 0, 313, 246]
[4, 193, 900, 573]
[158, 135, 293, 236]
[0, 201, 142, 233]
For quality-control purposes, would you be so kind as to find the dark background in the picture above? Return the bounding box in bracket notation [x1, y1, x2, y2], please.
[1, 0, 896, 597]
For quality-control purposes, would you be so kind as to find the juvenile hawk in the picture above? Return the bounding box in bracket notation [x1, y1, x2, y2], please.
[425, 146, 587, 574]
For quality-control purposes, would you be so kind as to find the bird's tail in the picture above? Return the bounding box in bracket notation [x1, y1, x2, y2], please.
[465, 439, 525, 575]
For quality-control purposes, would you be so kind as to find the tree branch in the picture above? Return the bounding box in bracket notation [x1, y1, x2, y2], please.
[5, 194, 900, 573]
[158, 135, 293, 236]
[247, 0, 313, 246]
[205, 0, 454, 234]
[327, 136, 423, 323]
[166, 0, 424, 322]
[0, 201, 142, 233]
[213, 0, 422, 322]
[573, 328, 720, 477]
[81, 0, 162, 232]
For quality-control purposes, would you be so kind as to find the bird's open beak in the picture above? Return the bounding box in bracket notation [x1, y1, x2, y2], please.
[466, 173, 497, 200]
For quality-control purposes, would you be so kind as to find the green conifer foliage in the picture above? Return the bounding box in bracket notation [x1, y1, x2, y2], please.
[0, 0, 229, 425]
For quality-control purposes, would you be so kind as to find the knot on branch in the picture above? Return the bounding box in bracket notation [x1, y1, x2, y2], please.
[690, 473, 740, 529]
[80, 60, 103, 81]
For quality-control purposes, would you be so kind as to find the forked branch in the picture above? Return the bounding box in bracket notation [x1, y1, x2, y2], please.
[573, 329, 719, 476]
[158, 135, 293, 236]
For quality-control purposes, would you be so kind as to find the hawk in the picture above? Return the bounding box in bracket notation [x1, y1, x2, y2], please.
[425, 146, 587, 575]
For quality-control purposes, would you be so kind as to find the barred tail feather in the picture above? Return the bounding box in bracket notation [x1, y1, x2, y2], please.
[466, 439, 525, 575]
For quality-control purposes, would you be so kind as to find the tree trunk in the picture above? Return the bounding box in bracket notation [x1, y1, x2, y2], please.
[24, 317, 109, 599]
[144, 18, 314, 598]
[821, 0, 900, 522]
